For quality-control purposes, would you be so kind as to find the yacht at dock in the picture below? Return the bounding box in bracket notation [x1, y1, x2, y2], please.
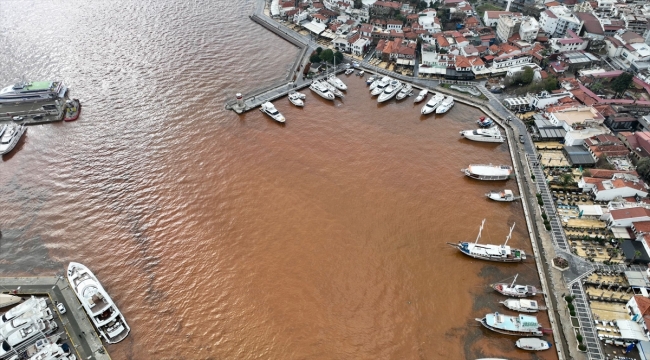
[486, 190, 520, 202]
[321, 81, 344, 98]
[377, 80, 402, 103]
[396, 83, 412, 100]
[435, 96, 454, 114]
[476, 312, 544, 336]
[460, 127, 504, 143]
[421, 94, 444, 115]
[288, 92, 305, 107]
[414, 88, 428, 103]
[500, 298, 546, 313]
[260, 102, 285, 123]
[370, 76, 391, 95]
[326, 74, 347, 91]
[448, 219, 525, 263]
[309, 81, 335, 100]
[0, 124, 26, 155]
[67, 262, 130, 344]
[492, 274, 539, 297]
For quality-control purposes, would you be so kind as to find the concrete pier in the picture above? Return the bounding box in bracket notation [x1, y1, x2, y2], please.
[0, 276, 112, 360]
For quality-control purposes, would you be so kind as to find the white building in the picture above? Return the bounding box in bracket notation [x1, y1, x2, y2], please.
[606, 31, 650, 72]
[579, 174, 649, 201]
[539, 6, 583, 38]
[504, 91, 574, 110]
[483, 11, 521, 27]
[607, 207, 650, 228]
[352, 38, 371, 56]
[418, 9, 441, 34]
[550, 29, 589, 53]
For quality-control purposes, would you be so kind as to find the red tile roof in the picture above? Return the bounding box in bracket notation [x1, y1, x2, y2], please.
[610, 207, 650, 221]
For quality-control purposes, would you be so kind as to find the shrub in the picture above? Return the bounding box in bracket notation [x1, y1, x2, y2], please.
[564, 295, 574, 303]
[542, 213, 548, 220]
[531, 174, 536, 180]
[568, 303, 575, 311]
[545, 223, 551, 231]
[570, 309, 576, 317]
[578, 344, 587, 351]
[576, 333, 583, 343]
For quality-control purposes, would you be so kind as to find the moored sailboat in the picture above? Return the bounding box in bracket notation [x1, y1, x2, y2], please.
[448, 219, 525, 263]
[492, 274, 539, 297]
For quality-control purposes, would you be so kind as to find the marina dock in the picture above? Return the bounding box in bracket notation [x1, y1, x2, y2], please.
[0, 276, 111, 360]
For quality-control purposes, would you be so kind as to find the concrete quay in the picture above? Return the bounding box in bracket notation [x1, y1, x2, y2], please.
[0, 276, 111, 360]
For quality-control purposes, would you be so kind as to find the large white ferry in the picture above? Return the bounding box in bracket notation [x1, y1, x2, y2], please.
[460, 127, 505, 143]
[67, 262, 130, 344]
[462, 164, 513, 181]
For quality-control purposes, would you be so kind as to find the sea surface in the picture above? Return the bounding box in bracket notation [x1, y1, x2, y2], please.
[0, 1, 557, 359]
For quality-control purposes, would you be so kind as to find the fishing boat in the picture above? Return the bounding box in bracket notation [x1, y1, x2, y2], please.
[309, 81, 335, 100]
[477, 116, 494, 127]
[492, 274, 539, 297]
[366, 76, 376, 85]
[486, 190, 520, 202]
[64, 98, 81, 121]
[377, 80, 402, 103]
[370, 76, 391, 95]
[462, 164, 513, 181]
[396, 83, 412, 100]
[327, 74, 347, 91]
[259, 102, 285, 123]
[414, 89, 428, 103]
[500, 298, 546, 313]
[345, 69, 354, 75]
[448, 219, 525, 263]
[476, 312, 544, 336]
[435, 95, 454, 114]
[288, 92, 305, 107]
[67, 262, 130, 344]
[421, 93, 445, 115]
[0, 123, 26, 155]
[516, 338, 552, 351]
[460, 126, 505, 143]
[322, 81, 344, 98]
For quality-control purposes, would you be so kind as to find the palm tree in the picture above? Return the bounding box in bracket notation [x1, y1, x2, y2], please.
[633, 250, 643, 264]
[608, 248, 619, 262]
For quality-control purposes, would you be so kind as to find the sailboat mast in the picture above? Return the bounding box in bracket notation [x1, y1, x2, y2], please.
[510, 274, 518, 287]
[475, 219, 486, 244]
[504, 223, 515, 246]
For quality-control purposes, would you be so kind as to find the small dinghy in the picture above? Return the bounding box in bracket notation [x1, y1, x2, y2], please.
[288, 92, 305, 107]
[414, 89, 428, 103]
[396, 83, 412, 100]
[516, 338, 552, 351]
[486, 190, 520, 202]
[345, 69, 354, 75]
[64, 98, 82, 121]
[366, 76, 376, 85]
[477, 116, 494, 127]
[357, 70, 364, 76]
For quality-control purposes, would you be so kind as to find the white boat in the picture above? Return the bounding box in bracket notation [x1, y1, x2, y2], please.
[414, 89, 428, 103]
[27, 342, 76, 360]
[67, 262, 130, 344]
[370, 76, 391, 95]
[288, 92, 305, 107]
[0, 124, 26, 155]
[396, 83, 412, 100]
[366, 76, 375, 85]
[460, 127, 505, 143]
[0, 295, 21, 309]
[0, 297, 46, 325]
[448, 219, 525, 263]
[486, 190, 520, 202]
[0, 316, 58, 358]
[377, 80, 403, 103]
[500, 298, 547, 313]
[345, 69, 354, 75]
[260, 102, 285, 123]
[309, 81, 335, 100]
[435, 96, 454, 114]
[516, 338, 552, 351]
[321, 81, 344, 98]
[492, 274, 539, 298]
[357, 70, 364, 76]
[476, 312, 544, 337]
[462, 164, 513, 181]
[327, 74, 347, 91]
[421, 94, 444, 115]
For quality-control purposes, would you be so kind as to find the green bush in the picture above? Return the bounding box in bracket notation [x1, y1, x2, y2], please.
[542, 213, 548, 220]
[565, 295, 574, 303]
[568, 303, 575, 311]
[531, 174, 536, 180]
[545, 223, 551, 231]
[576, 333, 583, 343]
[570, 309, 576, 316]
[578, 344, 587, 351]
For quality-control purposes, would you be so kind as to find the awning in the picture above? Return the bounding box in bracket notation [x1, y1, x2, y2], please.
[320, 30, 337, 39]
[302, 21, 326, 35]
[616, 320, 648, 341]
[612, 227, 634, 239]
[396, 59, 415, 66]
[624, 271, 650, 288]
[637, 341, 650, 360]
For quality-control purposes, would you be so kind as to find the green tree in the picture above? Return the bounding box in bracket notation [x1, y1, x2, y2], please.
[353, 0, 362, 9]
[316, 47, 323, 55]
[590, 80, 604, 93]
[582, 169, 592, 177]
[543, 76, 558, 92]
[521, 66, 534, 85]
[334, 50, 344, 64]
[560, 173, 575, 189]
[611, 72, 633, 98]
[310, 53, 321, 63]
[417, 0, 429, 10]
[597, 155, 615, 170]
[636, 157, 650, 181]
[319, 48, 335, 63]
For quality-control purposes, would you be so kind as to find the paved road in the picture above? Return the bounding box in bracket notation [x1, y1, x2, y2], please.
[0, 277, 110, 360]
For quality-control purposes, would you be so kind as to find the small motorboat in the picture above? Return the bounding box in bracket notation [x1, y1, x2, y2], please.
[486, 190, 520, 202]
[357, 70, 364, 76]
[64, 98, 81, 121]
[396, 83, 412, 100]
[260, 102, 285, 123]
[500, 298, 547, 313]
[515, 338, 552, 351]
[477, 116, 494, 127]
[288, 92, 305, 107]
[345, 69, 354, 75]
[366, 76, 376, 85]
[414, 89, 428, 103]
[492, 274, 539, 298]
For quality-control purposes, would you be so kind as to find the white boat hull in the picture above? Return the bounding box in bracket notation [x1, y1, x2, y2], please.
[414, 89, 428, 103]
[309, 82, 335, 101]
[436, 98, 454, 114]
[0, 294, 22, 308]
[460, 130, 504, 143]
[516, 338, 552, 351]
[0, 124, 26, 155]
[327, 76, 347, 91]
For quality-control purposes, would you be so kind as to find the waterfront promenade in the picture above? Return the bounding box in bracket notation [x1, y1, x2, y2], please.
[0, 276, 111, 360]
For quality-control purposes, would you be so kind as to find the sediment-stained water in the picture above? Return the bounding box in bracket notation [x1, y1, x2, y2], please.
[0, 1, 557, 359]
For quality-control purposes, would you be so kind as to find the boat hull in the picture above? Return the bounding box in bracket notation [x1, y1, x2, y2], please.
[486, 192, 517, 202]
[476, 317, 543, 337]
[0, 124, 26, 155]
[492, 283, 537, 298]
[454, 244, 525, 262]
[464, 169, 510, 181]
[516, 338, 552, 351]
[460, 132, 504, 143]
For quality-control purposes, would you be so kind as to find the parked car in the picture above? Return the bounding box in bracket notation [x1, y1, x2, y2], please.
[56, 301, 66, 315]
[519, 134, 525, 144]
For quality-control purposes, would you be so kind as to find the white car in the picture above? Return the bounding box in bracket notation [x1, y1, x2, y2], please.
[56, 302, 66, 314]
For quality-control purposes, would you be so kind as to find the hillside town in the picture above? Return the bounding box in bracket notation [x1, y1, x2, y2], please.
[270, 0, 650, 357]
